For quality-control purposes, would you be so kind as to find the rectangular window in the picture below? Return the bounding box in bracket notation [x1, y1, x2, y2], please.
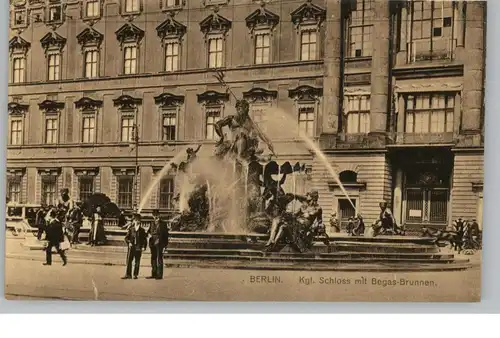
[7, 179, 21, 203]
[348, 0, 373, 57]
[255, 33, 270, 64]
[159, 178, 175, 209]
[206, 108, 221, 140]
[338, 199, 357, 229]
[345, 95, 370, 134]
[14, 10, 26, 26]
[10, 120, 23, 145]
[121, 116, 135, 142]
[85, 50, 99, 78]
[125, 0, 139, 13]
[123, 46, 138, 75]
[165, 41, 179, 72]
[117, 176, 134, 209]
[405, 94, 455, 134]
[45, 117, 58, 144]
[86, 0, 100, 17]
[48, 54, 61, 81]
[82, 115, 96, 143]
[166, 0, 181, 8]
[79, 177, 94, 202]
[409, 0, 455, 62]
[298, 105, 315, 137]
[300, 30, 317, 61]
[162, 112, 177, 141]
[48, 5, 62, 22]
[41, 176, 57, 206]
[208, 37, 223, 68]
[13, 57, 25, 83]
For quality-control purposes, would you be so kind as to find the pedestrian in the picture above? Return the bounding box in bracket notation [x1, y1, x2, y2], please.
[35, 204, 48, 241]
[43, 209, 67, 266]
[118, 209, 128, 229]
[88, 206, 105, 246]
[122, 213, 147, 280]
[68, 202, 83, 244]
[147, 209, 170, 280]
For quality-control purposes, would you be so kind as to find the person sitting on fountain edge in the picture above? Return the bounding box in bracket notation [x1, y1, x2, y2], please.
[295, 190, 329, 248]
[214, 99, 275, 161]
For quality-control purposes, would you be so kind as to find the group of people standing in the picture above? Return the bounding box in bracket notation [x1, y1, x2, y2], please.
[122, 209, 170, 280]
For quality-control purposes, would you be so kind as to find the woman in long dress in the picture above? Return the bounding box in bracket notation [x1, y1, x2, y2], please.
[89, 207, 107, 246]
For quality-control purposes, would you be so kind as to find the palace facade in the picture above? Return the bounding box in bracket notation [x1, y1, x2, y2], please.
[7, 0, 486, 231]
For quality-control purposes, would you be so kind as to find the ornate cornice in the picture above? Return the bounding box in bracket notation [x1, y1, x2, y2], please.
[197, 90, 230, 105]
[290, 0, 326, 27]
[156, 14, 187, 40]
[200, 10, 232, 35]
[74, 97, 103, 110]
[288, 85, 323, 101]
[113, 95, 142, 110]
[8, 102, 29, 116]
[73, 167, 99, 176]
[245, 5, 280, 32]
[242, 87, 278, 103]
[9, 36, 30, 55]
[38, 99, 64, 112]
[115, 23, 145, 45]
[154, 92, 185, 108]
[77, 27, 104, 48]
[40, 31, 66, 52]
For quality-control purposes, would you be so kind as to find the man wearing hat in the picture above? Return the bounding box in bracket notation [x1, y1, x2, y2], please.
[122, 213, 148, 279]
[147, 209, 170, 280]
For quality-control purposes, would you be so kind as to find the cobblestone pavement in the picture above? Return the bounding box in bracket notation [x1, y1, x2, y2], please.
[5, 254, 481, 302]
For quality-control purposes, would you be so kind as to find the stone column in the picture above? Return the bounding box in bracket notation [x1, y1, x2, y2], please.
[393, 169, 403, 225]
[321, 0, 342, 137]
[462, 1, 485, 132]
[370, 0, 391, 134]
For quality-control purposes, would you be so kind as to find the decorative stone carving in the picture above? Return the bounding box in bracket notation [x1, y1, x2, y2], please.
[115, 23, 145, 46]
[154, 92, 185, 108]
[9, 36, 30, 56]
[290, 0, 326, 28]
[288, 85, 323, 101]
[242, 87, 278, 103]
[38, 99, 64, 112]
[156, 14, 187, 40]
[74, 97, 103, 111]
[245, 4, 280, 33]
[197, 91, 229, 105]
[8, 102, 29, 116]
[40, 31, 66, 53]
[113, 95, 142, 110]
[200, 9, 232, 36]
[74, 167, 99, 176]
[77, 27, 104, 48]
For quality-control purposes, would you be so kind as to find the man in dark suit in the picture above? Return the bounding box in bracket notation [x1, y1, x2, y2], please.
[43, 209, 67, 266]
[122, 213, 147, 280]
[147, 209, 170, 280]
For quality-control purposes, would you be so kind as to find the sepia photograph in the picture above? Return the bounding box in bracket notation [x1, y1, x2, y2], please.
[4, 0, 485, 302]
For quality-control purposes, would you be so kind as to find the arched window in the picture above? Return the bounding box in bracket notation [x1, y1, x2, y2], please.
[339, 170, 358, 183]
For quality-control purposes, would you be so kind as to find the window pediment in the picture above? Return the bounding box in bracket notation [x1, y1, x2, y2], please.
[40, 31, 66, 52]
[291, 0, 326, 27]
[197, 90, 229, 105]
[115, 23, 145, 45]
[77, 27, 104, 48]
[74, 167, 99, 176]
[245, 5, 280, 32]
[8, 102, 29, 116]
[113, 94, 142, 110]
[154, 92, 185, 108]
[9, 36, 30, 55]
[200, 10, 232, 35]
[38, 99, 64, 112]
[74, 97, 103, 110]
[156, 15, 187, 40]
[288, 85, 323, 101]
[243, 87, 277, 103]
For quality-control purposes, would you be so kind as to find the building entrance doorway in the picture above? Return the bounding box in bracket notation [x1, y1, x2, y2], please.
[405, 187, 448, 225]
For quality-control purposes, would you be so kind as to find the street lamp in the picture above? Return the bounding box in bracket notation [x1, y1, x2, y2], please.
[130, 124, 140, 211]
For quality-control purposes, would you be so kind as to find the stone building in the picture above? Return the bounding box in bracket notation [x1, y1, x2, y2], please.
[7, 0, 485, 231]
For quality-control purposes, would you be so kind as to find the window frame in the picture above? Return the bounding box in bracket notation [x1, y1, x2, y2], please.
[120, 111, 136, 143]
[205, 105, 222, 140]
[9, 118, 24, 146]
[7, 177, 22, 204]
[254, 30, 272, 65]
[207, 34, 225, 69]
[123, 43, 139, 75]
[84, 0, 101, 18]
[41, 175, 58, 206]
[299, 26, 318, 61]
[116, 174, 134, 209]
[346, 0, 374, 58]
[44, 110, 60, 145]
[164, 38, 181, 72]
[78, 176, 95, 202]
[404, 93, 455, 134]
[47, 51, 62, 81]
[83, 48, 99, 79]
[161, 108, 178, 142]
[158, 177, 175, 210]
[47, 2, 64, 25]
[344, 94, 371, 134]
[297, 102, 316, 138]
[81, 111, 97, 144]
[11, 6, 28, 30]
[123, 0, 141, 14]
